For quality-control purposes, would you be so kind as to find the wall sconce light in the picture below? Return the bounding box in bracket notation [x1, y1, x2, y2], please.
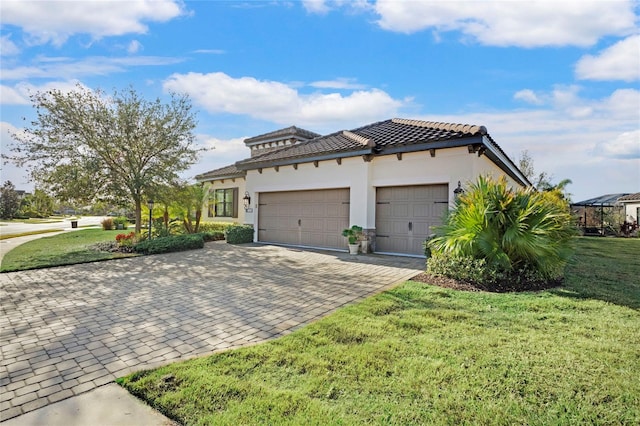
[453, 181, 464, 198]
[243, 192, 251, 210]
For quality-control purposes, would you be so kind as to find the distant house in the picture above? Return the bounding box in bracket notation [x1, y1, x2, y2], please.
[617, 192, 640, 226]
[196, 118, 529, 256]
[572, 193, 640, 236]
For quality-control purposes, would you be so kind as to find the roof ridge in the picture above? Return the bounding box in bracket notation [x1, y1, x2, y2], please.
[342, 130, 374, 147]
[392, 118, 487, 135]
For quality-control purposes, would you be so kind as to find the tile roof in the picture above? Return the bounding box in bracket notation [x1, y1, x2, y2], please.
[244, 126, 320, 143]
[236, 118, 491, 168]
[197, 118, 528, 186]
[617, 192, 640, 202]
[195, 163, 245, 181]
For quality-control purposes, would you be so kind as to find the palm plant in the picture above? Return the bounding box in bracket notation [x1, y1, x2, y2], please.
[429, 175, 576, 280]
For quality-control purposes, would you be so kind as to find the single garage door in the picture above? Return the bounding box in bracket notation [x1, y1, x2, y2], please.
[258, 188, 350, 250]
[376, 184, 449, 255]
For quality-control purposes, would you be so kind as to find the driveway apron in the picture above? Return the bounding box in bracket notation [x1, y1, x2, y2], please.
[0, 242, 424, 421]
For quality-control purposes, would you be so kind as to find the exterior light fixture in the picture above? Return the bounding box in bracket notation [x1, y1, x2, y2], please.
[453, 181, 464, 198]
[147, 199, 154, 240]
[243, 192, 251, 210]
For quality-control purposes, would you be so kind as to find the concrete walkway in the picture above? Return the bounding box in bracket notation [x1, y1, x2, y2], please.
[1, 242, 424, 423]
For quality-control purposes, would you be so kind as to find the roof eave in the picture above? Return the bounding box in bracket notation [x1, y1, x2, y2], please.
[236, 148, 373, 170]
[196, 172, 246, 182]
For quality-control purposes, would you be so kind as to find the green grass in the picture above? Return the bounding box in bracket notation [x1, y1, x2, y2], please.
[0, 229, 137, 272]
[118, 237, 640, 425]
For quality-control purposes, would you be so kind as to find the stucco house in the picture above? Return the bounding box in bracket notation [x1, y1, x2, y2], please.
[617, 192, 640, 226]
[196, 118, 529, 256]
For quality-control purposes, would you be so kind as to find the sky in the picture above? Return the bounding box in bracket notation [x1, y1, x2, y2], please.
[1, 0, 639, 203]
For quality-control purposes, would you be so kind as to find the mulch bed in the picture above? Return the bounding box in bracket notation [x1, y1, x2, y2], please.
[410, 272, 562, 293]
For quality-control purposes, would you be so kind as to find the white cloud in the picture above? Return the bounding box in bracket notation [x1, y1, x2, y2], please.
[597, 130, 640, 159]
[127, 40, 143, 54]
[302, 0, 331, 14]
[310, 77, 367, 90]
[0, 80, 89, 105]
[416, 87, 640, 199]
[186, 135, 249, 181]
[0, 34, 20, 56]
[373, 0, 636, 47]
[514, 89, 543, 105]
[192, 49, 226, 54]
[302, 0, 372, 15]
[575, 35, 640, 82]
[0, 0, 185, 46]
[163, 72, 405, 129]
[1, 56, 184, 81]
[0, 85, 29, 105]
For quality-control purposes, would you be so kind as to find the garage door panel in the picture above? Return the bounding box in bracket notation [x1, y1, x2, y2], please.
[258, 188, 349, 250]
[376, 184, 448, 255]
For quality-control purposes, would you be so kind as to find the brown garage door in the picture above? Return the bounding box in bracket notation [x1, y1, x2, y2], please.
[258, 188, 350, 250]
[376, 184, 449, 255]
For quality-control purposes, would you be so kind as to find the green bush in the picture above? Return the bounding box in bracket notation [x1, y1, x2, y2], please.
[134, 234, 204, 255]
[225, 225, 254, 244]
[428, 175, 576, 286]
[113, 216, 128, 229]
[426, 251, 552, 291]
[198, 231, 225, 242]
[198, 222, 236, 233]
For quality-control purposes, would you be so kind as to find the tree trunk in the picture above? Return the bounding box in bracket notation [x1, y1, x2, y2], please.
[194, 209, 201, 233]
[134, 198, 142, 234]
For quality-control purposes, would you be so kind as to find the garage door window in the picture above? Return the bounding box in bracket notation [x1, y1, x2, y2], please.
[209, 188, 238, 218]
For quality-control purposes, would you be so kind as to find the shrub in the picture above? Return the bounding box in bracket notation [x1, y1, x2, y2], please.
[198, 231, 225, 242]
[426, 251, 555, 292]
[113, 216, 129, 229]
[428, 175, 576, 287]
[115, 231, 137, 248]
[198, 222, 236, 233]
[134, 234, 204, 255]
[101, 218, 114, 230]
[225, 225, 254, 244]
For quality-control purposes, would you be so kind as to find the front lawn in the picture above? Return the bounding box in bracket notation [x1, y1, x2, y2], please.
[0, 229, 137, 272]
[119, 237, 640, 425]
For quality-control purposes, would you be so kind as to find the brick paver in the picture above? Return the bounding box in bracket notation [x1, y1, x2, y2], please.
[0, 242, 423, 421]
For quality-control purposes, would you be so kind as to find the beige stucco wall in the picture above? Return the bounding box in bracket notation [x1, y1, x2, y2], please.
[623, 201, 640, 224]
[243, 146, 524, 237]
[201, 177, 246, 223]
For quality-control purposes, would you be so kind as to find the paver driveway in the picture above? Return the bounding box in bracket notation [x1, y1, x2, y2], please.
[0, 242, 424, 421]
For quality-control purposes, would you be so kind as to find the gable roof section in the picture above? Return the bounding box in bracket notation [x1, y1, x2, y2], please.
[195, 163, 245, 181]
[244, 125, 320, 144]
[617, 192, 640, 202]
[235, 118, 529, 186]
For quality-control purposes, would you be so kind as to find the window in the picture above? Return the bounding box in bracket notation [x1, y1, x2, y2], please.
[209, 188, 238, 218]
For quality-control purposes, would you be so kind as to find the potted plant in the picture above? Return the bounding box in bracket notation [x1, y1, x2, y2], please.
[342, 225, 363, 255]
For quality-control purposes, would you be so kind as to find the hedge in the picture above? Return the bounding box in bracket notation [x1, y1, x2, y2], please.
[225, 225, 254, 244]
[134, 234, 204, 255]
[198, 222, 236, 233]
[198, 231, 225, 242]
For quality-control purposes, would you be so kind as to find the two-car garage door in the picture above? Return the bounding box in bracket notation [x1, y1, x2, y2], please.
[258, 189, 349, 250]
[257, 184, 448, 256]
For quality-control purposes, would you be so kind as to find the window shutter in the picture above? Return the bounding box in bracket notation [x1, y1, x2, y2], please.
[232, 187, 239, 218]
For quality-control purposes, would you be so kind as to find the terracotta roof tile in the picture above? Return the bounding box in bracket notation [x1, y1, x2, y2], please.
[236, 118, 492, 168]
[617, 192, 640, 202]
[195, 164, 245, 181]
[244, 126, 320, 143]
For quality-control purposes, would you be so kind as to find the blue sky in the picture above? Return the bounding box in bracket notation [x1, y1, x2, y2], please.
[1, 0, 638, 202]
